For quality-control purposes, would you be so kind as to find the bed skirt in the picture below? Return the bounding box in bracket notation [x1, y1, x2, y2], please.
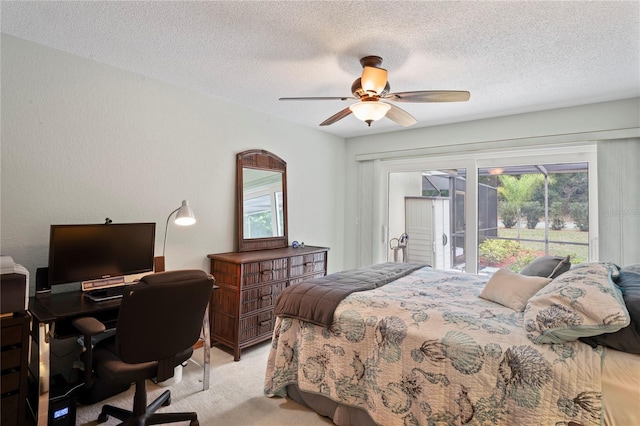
[287, 385, 377, 426]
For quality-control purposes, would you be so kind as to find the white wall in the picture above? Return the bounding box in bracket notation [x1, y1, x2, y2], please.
[0, 35, 346, 293]
[343, 98, 640, 268]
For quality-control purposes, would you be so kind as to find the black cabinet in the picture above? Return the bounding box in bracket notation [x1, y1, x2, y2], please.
[1, 312, 30, 426]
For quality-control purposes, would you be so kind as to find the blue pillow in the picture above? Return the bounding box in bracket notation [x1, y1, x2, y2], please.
[580, 264, 640, 353]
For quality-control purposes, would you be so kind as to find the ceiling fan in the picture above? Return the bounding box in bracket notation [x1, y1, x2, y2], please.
[279, 56, 470, 127]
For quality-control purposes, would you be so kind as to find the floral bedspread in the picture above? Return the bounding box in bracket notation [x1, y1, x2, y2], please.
[264, 267, 604, 426]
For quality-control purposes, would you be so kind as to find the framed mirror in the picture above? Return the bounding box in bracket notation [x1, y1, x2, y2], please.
[237, 150, 288, 252]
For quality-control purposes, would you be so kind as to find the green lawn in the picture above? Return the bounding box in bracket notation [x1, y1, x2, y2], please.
[480, 226, 589, 270]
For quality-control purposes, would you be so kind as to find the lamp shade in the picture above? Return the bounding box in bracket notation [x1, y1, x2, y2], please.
[361, 66, 388, 95]
[174, 200, 196, 226]
[349, 101, 391, 125]
[161, 200, 196, 259]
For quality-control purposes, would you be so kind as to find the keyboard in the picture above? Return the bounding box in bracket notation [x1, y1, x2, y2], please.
[84, 286, 127, 302]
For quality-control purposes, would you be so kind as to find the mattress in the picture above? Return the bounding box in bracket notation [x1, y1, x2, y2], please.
[602, 348, 640, 425]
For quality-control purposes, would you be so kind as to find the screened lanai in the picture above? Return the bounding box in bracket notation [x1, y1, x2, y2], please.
[392, 162, 589, 273]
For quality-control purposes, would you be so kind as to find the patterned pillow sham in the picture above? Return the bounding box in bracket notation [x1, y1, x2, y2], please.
[580, 264, 640, 353]
[523, 262, 630, 344]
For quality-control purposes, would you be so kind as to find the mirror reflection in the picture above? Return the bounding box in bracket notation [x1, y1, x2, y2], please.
[242, 168, 284, 238]
[237, 149, 287, 252]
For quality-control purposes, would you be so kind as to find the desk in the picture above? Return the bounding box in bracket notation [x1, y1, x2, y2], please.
[28, 290, 211, 426]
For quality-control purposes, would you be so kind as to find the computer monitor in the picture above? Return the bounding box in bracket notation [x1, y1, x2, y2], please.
[47, 223, 156, 286]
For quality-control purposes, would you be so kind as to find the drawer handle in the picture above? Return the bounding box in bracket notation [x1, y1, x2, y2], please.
[259, 320, 270, 326]
[304, 262, 313, 267]
[261, 295, 271, 300]
[262, 270, 272, 275]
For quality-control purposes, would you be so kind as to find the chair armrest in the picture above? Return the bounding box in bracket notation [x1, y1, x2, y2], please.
[72, 316, 106, 336]
[72, 316, 106, 389]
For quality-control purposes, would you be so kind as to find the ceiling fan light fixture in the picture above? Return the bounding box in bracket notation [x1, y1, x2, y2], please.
[349, 101, 391, 126]
[361, 66, 387, 95]
[279, 56, 470, 128]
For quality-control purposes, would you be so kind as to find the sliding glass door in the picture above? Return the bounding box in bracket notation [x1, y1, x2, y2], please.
[386, 164, 470, 272]
[381, 146, 597, 274]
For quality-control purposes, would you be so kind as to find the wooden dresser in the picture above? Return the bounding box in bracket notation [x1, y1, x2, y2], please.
[207, 246, 328, 361]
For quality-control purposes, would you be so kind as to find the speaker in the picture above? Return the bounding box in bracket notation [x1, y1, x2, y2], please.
[36, 266, 51, 297]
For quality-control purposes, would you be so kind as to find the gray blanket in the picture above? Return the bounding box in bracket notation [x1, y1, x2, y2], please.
[274, 262, 428, 327]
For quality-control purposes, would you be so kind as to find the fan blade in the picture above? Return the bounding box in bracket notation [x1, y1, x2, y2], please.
[384, 90, 470, 103]
[361, 66, 388, 95]
[385, 103, 417, 127]
[319, 107, 352, 126]
[279, 96, 355, 101]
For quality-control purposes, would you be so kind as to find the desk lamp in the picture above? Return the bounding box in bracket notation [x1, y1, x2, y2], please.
[154, 200, 196, 272]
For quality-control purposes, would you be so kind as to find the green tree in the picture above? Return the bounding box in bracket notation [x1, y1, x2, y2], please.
[569, 202, 589, 231]
[498, 202, 518, 228]
[535, 172, 587, 212]
[498, 174, 544, 239]
[244, 211, 273, 238]
[550, 202, 566, 230]
[522, 201, 544, 229]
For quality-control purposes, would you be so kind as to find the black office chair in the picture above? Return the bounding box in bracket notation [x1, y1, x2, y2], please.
[72, 269, 213, 426]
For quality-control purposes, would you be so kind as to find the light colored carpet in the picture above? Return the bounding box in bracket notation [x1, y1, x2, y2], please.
[76, 341, 333, 425]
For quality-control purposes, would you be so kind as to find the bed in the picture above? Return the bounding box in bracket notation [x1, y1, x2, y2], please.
[264, 262, 640, 426]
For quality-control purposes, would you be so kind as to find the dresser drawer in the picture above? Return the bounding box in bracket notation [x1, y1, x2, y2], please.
[1, 348, 22, 371]
[239, 310, 275, 344]
[289, 271, 327, 286]
[0, 371, 20, 394]
[290, 251, 327, 278]
[1, 325, 23, 347]
[241, 281, 286, 315]
[242, 259, 288, 286]
[1, 393, 19, 426]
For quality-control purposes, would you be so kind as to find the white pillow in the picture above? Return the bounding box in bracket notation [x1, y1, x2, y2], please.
[479, 268, 552, 312]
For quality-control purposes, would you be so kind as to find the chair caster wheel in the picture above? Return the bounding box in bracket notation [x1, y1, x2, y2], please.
[163, 396, 171, 406]
[189, 420, 199, 426]
[97, 412, 109, 423]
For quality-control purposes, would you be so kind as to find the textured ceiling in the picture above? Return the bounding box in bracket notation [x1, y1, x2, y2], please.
[2, 1, 639, 139]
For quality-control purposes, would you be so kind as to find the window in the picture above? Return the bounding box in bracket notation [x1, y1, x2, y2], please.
[477, 163, 589, 274]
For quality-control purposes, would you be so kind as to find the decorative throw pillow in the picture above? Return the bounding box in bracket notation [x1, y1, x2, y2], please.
[523, 262, 630, 344]
[479, 268, 552, 312]
[580, 264, 640, 353]
[520, 255, 571, 278]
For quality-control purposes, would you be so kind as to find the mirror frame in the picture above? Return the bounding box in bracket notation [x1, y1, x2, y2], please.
[237, 149, 288, 252]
